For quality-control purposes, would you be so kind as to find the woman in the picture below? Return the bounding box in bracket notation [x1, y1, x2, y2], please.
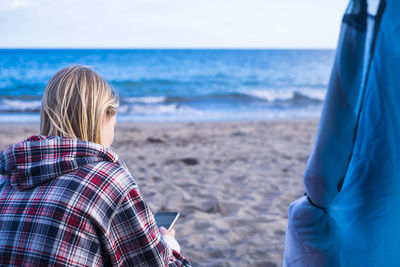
[0, 66, 191, 266]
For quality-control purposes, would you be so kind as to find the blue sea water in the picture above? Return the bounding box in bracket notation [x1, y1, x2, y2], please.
[0, 49, 334, 123]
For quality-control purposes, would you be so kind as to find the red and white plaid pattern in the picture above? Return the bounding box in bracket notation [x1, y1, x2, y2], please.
[0, 135, 190, 266]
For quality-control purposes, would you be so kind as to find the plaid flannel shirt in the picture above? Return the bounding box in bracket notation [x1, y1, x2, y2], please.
[0, 135, 191, 266]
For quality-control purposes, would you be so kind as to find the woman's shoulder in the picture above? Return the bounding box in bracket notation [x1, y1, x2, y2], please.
[51, 160, 140, 229]
[54, 159, 138, 213]
[70, 160, 138, 195]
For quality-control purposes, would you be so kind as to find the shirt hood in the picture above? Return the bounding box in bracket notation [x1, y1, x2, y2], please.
[0, 135, 121, 191]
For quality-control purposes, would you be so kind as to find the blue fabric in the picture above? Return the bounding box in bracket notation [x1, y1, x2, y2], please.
[283, 0, 400, 266]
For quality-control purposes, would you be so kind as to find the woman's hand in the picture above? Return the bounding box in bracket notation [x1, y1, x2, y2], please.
[159, 226, 180, 252]
[159, 226, 175, 238]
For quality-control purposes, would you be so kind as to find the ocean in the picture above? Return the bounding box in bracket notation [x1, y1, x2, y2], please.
[0, 49, 334, 123]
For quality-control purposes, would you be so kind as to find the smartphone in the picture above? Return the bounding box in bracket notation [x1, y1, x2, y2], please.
[154, 212, 180, 231]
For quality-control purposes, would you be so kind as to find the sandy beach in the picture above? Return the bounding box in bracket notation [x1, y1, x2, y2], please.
[0, 119, 318, 266]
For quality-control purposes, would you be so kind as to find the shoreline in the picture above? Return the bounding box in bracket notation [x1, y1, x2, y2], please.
[0, 117, 319, 126]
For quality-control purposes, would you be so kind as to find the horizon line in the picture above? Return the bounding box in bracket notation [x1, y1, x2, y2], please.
[0, 47, 336, 50]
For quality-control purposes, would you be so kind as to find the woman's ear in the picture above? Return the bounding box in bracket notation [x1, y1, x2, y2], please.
[101, 111, 117, 147]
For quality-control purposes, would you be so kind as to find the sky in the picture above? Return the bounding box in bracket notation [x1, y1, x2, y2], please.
[0, 0, 349, 49]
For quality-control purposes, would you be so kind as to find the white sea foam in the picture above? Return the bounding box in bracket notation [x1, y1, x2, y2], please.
[0, 99, 42, 112]
[124, 96, 166, 104]
[129, 104, 201, 115]
[243, 89, 326, 102]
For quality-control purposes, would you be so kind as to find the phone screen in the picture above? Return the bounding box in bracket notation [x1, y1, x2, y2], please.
[154, 212, 180, 230]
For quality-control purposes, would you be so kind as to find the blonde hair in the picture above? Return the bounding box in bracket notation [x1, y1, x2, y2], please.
[40, 65, 119, 145]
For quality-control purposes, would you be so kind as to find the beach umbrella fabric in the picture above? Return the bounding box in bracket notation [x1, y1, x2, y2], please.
[283, 0, 400, 266]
